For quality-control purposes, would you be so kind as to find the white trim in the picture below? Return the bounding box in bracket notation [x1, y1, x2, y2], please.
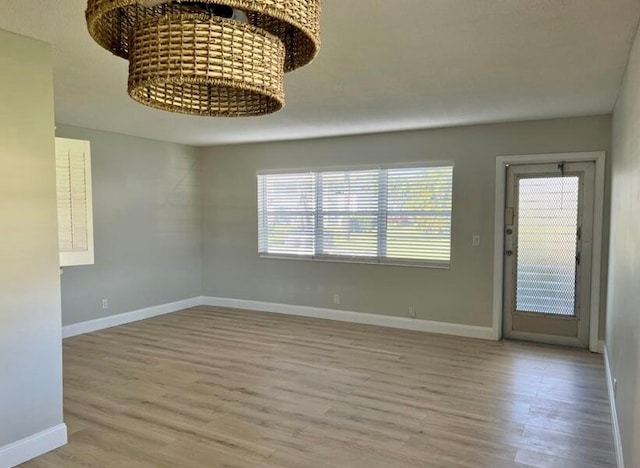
[62, 295, 494, 342]
[62, 297, 204, 338]
[598, 339, 606, 355]
[589, 154, 606, 352]
[492, 152, 606, 352]
[259, 253, 450, 269]
[0, 423, 67, 468]
[604, 346, 625, 468]
[56, 138, 94, 267]
[201, 296, 495, 340]
[256, 160, 455, 175]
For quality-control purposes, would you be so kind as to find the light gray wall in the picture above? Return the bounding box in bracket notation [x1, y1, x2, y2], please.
[608, 24, 640, 467]
[55, 125, 201, 327]
[0, 30, 63, 447]
[201, 116, 611, 332]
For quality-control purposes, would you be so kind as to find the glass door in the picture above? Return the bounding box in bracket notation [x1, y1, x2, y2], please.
[503, 162, 595, 347]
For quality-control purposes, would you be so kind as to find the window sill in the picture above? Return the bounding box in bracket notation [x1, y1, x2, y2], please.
[259, 253, 450, 270]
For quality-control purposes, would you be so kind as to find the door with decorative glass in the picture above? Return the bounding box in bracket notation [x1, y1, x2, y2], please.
[503, 162, 595, 348]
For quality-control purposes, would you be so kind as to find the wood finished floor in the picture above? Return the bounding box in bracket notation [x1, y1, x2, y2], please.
[24, 306, 615, 468]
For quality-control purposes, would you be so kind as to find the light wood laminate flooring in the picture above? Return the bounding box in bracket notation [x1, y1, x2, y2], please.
[24, 306, 616, 467]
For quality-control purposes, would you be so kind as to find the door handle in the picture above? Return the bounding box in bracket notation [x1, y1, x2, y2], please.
[505, 250, 513, 257]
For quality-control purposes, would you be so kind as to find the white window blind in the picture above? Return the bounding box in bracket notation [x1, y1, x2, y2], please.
[386, 166, 453, 262]
[258, 172, 316, 256]
[319, 169, 380, 257]
[55, 137, 94, 267]
[257, 164, 453, 267]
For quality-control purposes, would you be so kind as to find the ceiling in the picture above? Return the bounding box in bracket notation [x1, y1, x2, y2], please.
[1, 1, 639, 146]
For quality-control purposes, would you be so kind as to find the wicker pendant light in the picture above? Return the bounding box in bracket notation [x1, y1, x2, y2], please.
[85, 0, 321, 116]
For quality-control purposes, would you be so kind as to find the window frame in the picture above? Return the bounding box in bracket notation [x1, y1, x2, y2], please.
[55, 137, 95, 267]
[257, 161, 454, 269]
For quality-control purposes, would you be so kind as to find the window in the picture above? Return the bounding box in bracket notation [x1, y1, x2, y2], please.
[55, 137, 94, 267]
[257, 164, 453, 267]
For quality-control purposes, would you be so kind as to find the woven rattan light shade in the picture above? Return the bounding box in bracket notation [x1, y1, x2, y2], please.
[129, 14, 285, 116]
[85, 0, 321, 116]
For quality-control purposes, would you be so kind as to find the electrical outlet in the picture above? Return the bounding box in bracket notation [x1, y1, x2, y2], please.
[472, 235, 481, 247]
[408, 306, 416, 318]
[102, 299, 109, 310]
[333, 294, 340, 305]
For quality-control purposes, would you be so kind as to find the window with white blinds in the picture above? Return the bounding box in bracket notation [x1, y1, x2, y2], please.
[257, 164, 453, 267]
[55, 137, 94, 267]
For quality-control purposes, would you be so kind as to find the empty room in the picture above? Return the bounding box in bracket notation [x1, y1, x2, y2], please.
[1, 1, 640, 467]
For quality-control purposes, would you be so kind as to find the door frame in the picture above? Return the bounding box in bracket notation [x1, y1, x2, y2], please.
[492, 152, 606, 352]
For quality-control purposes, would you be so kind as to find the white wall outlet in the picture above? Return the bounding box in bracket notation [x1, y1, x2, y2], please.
[472, 235, 481, 246]
[102, 299, 109, 310]
[408, 306, 416, 318]
[333, 294, 340, 305]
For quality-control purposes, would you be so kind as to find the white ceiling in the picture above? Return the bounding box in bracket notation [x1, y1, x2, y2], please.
[1, 0, 639, 146]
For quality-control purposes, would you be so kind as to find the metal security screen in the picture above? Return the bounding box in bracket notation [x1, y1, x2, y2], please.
[515, 176, 580, 316]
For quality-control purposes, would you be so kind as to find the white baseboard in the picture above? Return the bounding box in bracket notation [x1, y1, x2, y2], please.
[61, 295, 494, 341]
[598, 340, 606, 354]
[60, 294, 597, 350]
[604, 345, 624, 468]
[201, 296, 495, 340]
[62, 297, 204, 338]
[0, 423, 67, 468]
